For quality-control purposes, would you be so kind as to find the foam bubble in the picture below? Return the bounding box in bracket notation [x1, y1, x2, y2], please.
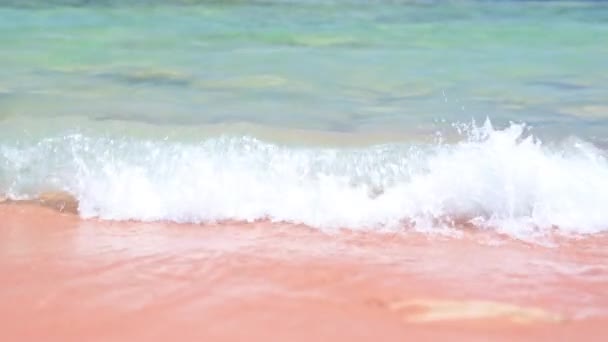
[1, 120, 608, 238]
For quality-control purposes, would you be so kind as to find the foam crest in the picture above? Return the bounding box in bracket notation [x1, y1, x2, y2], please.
[1, 121, 607, 237]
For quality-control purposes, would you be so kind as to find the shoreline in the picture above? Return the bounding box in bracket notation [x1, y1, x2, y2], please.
[1, 203, 607, 341]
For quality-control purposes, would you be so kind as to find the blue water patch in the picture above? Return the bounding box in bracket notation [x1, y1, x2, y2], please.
[0, 0, 607, 140]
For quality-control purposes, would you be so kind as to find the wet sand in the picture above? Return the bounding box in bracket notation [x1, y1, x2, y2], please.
[1, 203, 608, 341]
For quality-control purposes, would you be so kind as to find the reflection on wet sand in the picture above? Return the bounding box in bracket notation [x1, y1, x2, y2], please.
[1, 204, 608, 341]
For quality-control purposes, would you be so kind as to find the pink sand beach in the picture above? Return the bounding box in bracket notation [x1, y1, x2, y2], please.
[2, 203, 607, 341]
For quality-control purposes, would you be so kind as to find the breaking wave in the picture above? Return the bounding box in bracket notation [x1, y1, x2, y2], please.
[2, 120, 608, 238]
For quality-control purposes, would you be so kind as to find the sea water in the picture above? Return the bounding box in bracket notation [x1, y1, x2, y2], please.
[1, 0, 608, 238]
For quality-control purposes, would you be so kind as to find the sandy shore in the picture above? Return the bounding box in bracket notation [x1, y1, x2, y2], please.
[1, 203, 607, 341]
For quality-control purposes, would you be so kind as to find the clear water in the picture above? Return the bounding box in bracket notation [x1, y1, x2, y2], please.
[1, 0, 608, 235]
[2, 0, 607, 140]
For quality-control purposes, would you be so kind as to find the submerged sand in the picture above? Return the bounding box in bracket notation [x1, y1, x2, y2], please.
[1, 204, 607, 341]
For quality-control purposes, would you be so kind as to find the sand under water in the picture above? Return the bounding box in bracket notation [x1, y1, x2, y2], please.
[1, 198, 608, 341]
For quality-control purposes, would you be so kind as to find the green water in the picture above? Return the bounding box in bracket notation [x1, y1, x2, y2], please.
[1, 0, 608, 144]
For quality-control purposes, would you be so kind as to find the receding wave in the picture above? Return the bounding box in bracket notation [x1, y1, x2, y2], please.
[1, 120, 608, 238]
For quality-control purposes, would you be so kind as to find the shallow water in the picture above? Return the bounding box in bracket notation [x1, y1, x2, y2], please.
[1, 0, 608, 138]
[1, 0, 608, 238]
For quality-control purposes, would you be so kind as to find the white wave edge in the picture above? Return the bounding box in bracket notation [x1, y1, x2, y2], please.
[1, 120, 608, 238]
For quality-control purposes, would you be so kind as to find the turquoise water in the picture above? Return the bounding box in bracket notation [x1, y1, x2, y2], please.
[2, 1, 608, 234]
[1, 0, 607, 142]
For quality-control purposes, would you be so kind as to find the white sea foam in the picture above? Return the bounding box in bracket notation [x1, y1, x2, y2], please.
[1, 120, 608, 237]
